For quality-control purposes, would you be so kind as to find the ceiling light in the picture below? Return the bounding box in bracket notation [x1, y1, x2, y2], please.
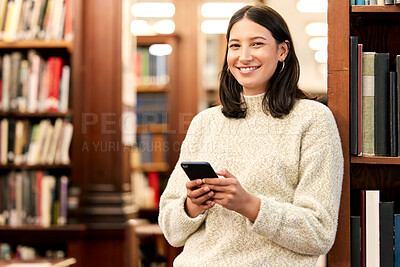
[305, 22, 327, 36]
[309, 37, 327, 51]
[297, 0, 327, 13]
[201, 20, 229, 34]
[201, 3, 247, 18]
[130, 20, 150, 35]
[131, 3, 175, 18]
[154, 20, 175, 34]
[149, 44, 173, 56]
[314, 50, 327, 63]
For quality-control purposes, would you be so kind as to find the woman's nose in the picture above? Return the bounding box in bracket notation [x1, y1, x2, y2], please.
[239, 48, 253, 62]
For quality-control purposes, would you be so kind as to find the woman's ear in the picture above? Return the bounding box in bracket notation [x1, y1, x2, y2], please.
[279, 40, 290, 61]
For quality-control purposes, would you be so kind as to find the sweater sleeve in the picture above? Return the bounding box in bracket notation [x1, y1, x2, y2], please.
[248, 106, 344, 255]
[158, 113, 208, 247]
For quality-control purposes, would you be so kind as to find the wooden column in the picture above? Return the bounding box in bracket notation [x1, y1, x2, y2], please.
[170, 0, 200, 166]
[72, 0, 134, 229]
[327, 0, 351, 265]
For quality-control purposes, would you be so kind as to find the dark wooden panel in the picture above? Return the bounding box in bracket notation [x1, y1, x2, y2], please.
[327, 0, 351, 265]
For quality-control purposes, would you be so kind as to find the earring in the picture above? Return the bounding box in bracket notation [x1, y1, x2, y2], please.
[227, 67, 232, 76]
[279, 61, 285, 74]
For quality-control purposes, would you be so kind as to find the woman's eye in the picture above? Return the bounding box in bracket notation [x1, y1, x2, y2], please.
[252, 42, 264, 47]
[229, 44, 240, 48]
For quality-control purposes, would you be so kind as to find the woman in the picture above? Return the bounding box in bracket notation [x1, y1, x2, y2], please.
[159, 4, 343, 266]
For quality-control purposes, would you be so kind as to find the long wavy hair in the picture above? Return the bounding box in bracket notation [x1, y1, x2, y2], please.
[219, 4, 311, 119]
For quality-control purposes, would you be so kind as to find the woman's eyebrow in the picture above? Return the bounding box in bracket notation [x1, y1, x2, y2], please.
[228, 36, 268, 43]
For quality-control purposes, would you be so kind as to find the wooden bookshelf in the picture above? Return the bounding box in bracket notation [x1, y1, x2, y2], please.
[328, 1, 400, 266]
[0, 41, 73, 52]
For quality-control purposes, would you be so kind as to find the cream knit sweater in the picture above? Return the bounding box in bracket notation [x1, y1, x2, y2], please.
[159, 94, 344, 267]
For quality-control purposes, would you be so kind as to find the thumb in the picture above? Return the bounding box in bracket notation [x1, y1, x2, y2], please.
[216, 168, 235, 178]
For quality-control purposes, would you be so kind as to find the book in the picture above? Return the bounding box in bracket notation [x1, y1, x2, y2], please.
[1, 54, 11, 111]
[58, 65, 70, 112]
[397, 56, 400, 158]
[350, 36, 359, 156]
[379, 201, 394, 266]
[374, 53, 390, 156]
[365, 190, 380, 266]
[148, 171, 160, 208]
[46, 56, 63, 112]
[351, 216, 361, 267]
[395, 214, 400, 266]
[389, 72, 398, 156]
[362, 52, 375, 156]
[0, 118, 8, 165]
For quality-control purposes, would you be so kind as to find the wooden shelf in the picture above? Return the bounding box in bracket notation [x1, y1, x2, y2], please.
[0, 257, 76, 267]
[136, 34, 179, 46]
[138, 162, 170, 172]
[137, 85, 169, 92]
[0, 164, 71, 170]
[352, 5, 400, 12]
[351, 156, 400, 165]
[0, 111, 73, 118]
[0, 224, 87, 243]
[0, 40, 73, 52]
[137, 124, 169, 134]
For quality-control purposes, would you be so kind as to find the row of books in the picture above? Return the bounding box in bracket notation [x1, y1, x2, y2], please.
[351, 190, 400, 266]
[350, 36, 400, 157]
[132, 171, 161, 210]
[136, 92, 167, 125]
[0, 51, 70, 113]
[135, 46, 170, 87]
[136, 133, 169, 165]
[0, 171, 69, 227]
[352, 0, 400, 4]
[0, 118, 73, 165]
[0, 243, 68, 261]
[0, 0, 74, 42]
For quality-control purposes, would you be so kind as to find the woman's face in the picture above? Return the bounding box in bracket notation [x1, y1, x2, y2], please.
[227, 17, 287, 96]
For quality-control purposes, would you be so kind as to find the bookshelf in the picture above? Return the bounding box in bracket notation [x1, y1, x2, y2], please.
[327, 1, 400, 265]
[0, 0, 83, 264]
[133, 35, 178, 215]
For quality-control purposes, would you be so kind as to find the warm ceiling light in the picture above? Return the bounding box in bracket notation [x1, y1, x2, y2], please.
[149, 44, 173, 56]
[314, 50, 327, 63]
[305, 22, 327, 36]
[131, 3, 175, 18]
[154, 20, 175, 34]
[201, 3, 247, 18]
[201, 20, 229, 34]
[309, 37, 327, 51]
[297, 0, 327, 13]
[130, 20, 150, 35]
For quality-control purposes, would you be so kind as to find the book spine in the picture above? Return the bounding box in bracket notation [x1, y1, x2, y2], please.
[366, 190, 380, 266]
[390, 72, 398, 156]
[397, 56, 400, 158]
[374, 53, 390, 156]
[395, 214, 400, 266]
[362, 51, 375, 156]
[379, 202, 394, 266]
[350, 36, 359, 156]
[351, 216, 361, 267]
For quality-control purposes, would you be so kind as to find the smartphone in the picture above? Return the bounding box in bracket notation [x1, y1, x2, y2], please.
[181, 161, 218, 180]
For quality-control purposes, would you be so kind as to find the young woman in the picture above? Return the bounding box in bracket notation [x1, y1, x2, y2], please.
[159, 4, 343, 266]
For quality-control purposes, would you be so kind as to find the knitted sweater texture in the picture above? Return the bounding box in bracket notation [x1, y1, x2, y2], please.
[159, 94, 344, 266]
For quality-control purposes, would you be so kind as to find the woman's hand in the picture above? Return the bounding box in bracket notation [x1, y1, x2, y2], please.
[185, 179, 215, 218]
[203, 168, 261, 222]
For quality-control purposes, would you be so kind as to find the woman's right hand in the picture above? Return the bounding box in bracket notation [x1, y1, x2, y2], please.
[185, 179, 215, 218]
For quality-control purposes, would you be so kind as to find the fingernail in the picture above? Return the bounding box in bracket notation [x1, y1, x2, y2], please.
[204, 186, 210, 192]
[208, 191, 214, 197]
[205, 200, 211, 205]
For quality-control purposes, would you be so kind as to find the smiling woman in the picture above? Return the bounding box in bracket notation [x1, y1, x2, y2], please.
[158, 4, 343, 267]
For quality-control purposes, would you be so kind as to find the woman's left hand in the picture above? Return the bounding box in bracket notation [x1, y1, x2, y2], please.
[202, 168, 261, 222]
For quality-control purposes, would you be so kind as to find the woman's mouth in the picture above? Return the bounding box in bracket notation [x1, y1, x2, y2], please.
[237, 66, 260, 74]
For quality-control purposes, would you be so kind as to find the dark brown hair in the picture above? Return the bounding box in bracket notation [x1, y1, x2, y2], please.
[219, 4, 311, 119]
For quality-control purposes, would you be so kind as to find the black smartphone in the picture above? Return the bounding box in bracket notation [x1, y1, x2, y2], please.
[181, 161, 218, 180]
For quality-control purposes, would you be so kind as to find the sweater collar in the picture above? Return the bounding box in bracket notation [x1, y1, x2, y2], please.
[242, 93, 265, 114]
